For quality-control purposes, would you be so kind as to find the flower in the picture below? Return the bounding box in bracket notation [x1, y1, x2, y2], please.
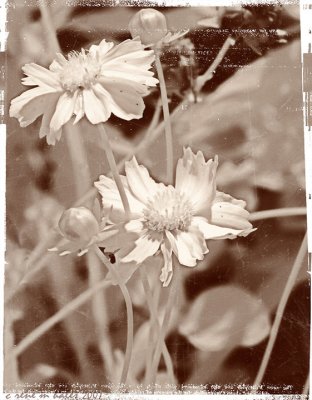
[10, 38, 158, 145]
[95, 148, 254, 287]
[129, 8, 188, 48]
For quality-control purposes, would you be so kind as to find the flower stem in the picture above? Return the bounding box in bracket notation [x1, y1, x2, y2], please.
[7, 278, 111, 363]
[250, 207, 306, 221]
[39, 0, 91, 198]
[116, 100, 162, 172]
[94, 246, 133, 387]
[38, 0, 61, 54]
[97, 124, 130, 218]
[252, 232, 308, 393]
[154, 51, 174, 184]
[87, 251, 114, 373]
[145, 277, 161, 385]
[149, 264, 181, 391]
[139, 268, 175, 386]
[195, 36, 235, 94]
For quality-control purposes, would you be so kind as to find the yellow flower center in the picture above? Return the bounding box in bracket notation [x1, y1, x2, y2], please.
[143, 188, 193, 232]
[59, 51, 101, 92]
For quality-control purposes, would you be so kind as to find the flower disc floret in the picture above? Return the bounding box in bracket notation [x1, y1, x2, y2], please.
[143, 188, 193, 232]
[59, 51, 101, 92]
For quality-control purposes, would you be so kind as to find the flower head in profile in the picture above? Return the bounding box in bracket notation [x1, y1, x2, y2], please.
[10, 38, 158, 145]
[95, 148, 254, 287]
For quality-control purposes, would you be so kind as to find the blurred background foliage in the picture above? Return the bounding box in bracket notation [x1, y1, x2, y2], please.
[5, 2, 308, 394]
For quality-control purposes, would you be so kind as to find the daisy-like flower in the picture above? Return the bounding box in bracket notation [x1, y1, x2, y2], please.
[10, 38, 158, 145]
[95, 148, 254, 287]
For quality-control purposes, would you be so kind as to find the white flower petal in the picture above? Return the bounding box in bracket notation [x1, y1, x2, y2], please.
[49, 91, 77, 133]
[193, 216, 255, 240]
[100, 79, 146, 120]
[46, 129, 62, 146]
[39, 94, 60, 140]
[100, 38, 158, 86]
[125, 156, 162, 204]
[94, 175, 144, 222]
[175, 148, 218, 217]
[49, 53, 67, 72]
[10, 88, 60, 128]
[160, 241, 173, 287]
[122, 232, 161, 264]
[22, 63, 61, 89]
[211, 201, 253, 230]
[125, 219, 145, 233]
[83, 87, 111, 124]
[173, 228, 207, 267]
[90, 39, 114, 57]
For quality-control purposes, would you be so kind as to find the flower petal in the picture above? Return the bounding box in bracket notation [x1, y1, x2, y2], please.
[10, 88, 60, 128]
[21, 63, 61, 89]
[49, 91, 77, 133]
[39, 94, 60, 141]
[122, 232, 162, 264]
[175, 148, 218, 217]
[100, 38, 158, 86]
[211, 201, 253, 230]
[160, 241, 173, 287]
[83, 87, 111, 124]
[89, 39, 114, 57]
[100, 78, 146, 120]
[125, 156, 162, 204]
[94, 175, 145, 222]
[173, 227, 208, 267]
[193, 216, 255, 240]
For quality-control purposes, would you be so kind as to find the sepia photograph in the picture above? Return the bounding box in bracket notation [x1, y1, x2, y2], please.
[3, 0, 310, 397]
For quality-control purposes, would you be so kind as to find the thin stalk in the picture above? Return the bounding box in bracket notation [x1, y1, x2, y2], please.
[97, 123, 130, 218]
[94, 246, 133, 387]
[87, 251, 114, 373]
[139, 268, 175, 386]
[145, 277, 161, 385]
[195, 36, 235, 94]
[38, 0, 60, 54]
[116, 100, 162, 172]
[39, 0, 91, 198]
[149, 265, 181, 391]
[250, 207, 306, 221]
[252, 233, 308, 393]
[7, 278, 111, 363]
[154, 50, 174, 184]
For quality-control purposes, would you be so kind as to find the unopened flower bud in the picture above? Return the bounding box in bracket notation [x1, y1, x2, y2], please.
[129, 9, 168, 46]
[58, 207, 99, 242]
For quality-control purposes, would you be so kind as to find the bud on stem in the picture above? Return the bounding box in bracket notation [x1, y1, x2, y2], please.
[129, 9, 168, 46]
[58, 207, 99, 242]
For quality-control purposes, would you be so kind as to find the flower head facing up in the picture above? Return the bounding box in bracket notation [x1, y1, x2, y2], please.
[95, 148, 254, 287]
[10, 38, 158, 145]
